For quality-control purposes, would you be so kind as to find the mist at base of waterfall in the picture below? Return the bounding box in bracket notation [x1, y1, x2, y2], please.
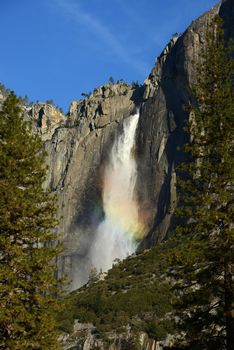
[88, 112, 140, 274]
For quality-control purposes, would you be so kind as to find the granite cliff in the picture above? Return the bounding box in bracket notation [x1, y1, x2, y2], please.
[28, 83, 143, 289]
[58, 0, 233, 348]
[136, 0, 234, 248]
[1, 0, 233, 348]
[2, 0, 232, 291]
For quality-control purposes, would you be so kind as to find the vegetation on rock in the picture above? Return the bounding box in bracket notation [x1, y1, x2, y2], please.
[57, 15, 234, 350]
[57, 245, 175, 344]
[166, 16, 234, 350]
[1, 7, 233, 350]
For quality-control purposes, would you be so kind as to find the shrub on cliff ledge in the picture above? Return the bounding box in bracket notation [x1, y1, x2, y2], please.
[0, 93, 62, 349]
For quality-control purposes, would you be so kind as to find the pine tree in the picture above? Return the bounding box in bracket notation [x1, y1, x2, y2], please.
[0, 93, 62, 349]
[167, 17, 234, 350]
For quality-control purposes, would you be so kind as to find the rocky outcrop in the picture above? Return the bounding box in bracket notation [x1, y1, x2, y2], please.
[2, 1, 233, 349]
[136, 0, 234, 248]
[2, 0, 231, 285]
[28, 103, 66, 141]
[56, 0, 234, 347]
[51, 0, 233, 348]
[16, 0, 233, 284]
[26, 83, 143, 289]
[61, 321, 173, 350]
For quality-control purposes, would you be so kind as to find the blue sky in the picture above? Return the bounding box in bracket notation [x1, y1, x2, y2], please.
[0, 0, 218, 111]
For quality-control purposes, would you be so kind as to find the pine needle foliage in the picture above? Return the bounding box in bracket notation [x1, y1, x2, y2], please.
[0, 93, 62, 349]
[57, 245, 175, 344]
[167, 16, 234, 350]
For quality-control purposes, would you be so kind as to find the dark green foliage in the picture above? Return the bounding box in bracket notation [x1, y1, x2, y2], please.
[0, 83, 11, 98]
[57, 245, 176, 342]
[108, 76, 115, 84]
[18, 95, 29, 106]
[0, 93, 63, 349]
[167, 17, 234, 350]
[81, 92, 91, 98]
[131, 80, 140, 88]
[45, 99, 55, 106]
[58, 107, 64, 114]
[116, 79, 124, 83]
[146, 317, 174, 341]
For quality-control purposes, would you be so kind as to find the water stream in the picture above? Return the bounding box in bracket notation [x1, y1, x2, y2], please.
[89, 112, 141, 273]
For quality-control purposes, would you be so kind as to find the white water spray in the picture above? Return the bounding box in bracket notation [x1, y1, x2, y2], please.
[89, 112, 141, 273]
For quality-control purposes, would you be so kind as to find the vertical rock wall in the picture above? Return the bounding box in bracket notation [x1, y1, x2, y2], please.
[28, 84, 143, 288]
[3, 0, 233, 289]
[136, 0, 234, 248]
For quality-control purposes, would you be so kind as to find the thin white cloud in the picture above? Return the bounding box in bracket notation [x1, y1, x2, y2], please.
[53, 0, 148, 76]
[113, 0, 148, 29]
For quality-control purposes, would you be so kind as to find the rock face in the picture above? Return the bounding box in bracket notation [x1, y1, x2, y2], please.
[1, 0, 233, 349]
[29, 103, 66, 141]
[136, 0, 234, 248]
[1, 0, 231, 292]
[12, 0, 233, 287]
[61, 322, 171, 350]
[26, 83, 143, 289]
[37, 0, 233, 348]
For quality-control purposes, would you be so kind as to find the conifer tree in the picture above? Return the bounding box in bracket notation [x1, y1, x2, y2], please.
[0, 93, 62, 349]
[168, 17, 234, 350]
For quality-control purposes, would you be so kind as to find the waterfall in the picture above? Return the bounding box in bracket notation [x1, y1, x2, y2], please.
[89, 112, 141, 273]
